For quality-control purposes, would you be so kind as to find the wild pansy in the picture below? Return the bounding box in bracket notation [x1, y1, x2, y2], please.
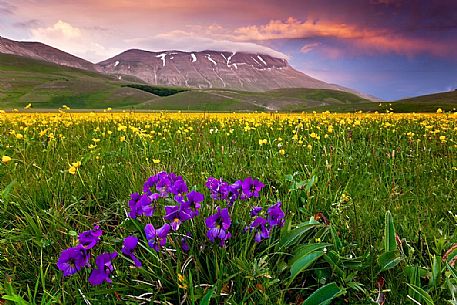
[177, 190, 204, 217]
[78, 225, 102, 249]
[169, 178, 188, 196]
[145, 223, 171, 251]
[57, 247, 90, 277]
[241, 177, 265, 199]
[88, 252, 118, 286]
[247, 216, 271, 243]
[267, 202, 285, 227]
[163, 204, 193, 231]
[144, 171, 189, 197]
[128, 192, 141, 218]
[205, 207, 232, 247]
[245, 202, 285, 243]
[250, 206, 263, 217]
[181, 232, 191, 252]
[121, 236, 142, 267]
[205, 177, 246, 205]
[205, 177, 230, 201]
[129, 193, 159, 218]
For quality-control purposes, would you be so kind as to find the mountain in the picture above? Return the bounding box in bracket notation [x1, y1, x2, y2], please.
[0, 36, 96, 71]
[0, 52, 372, 111]
[0, 36, 377, 105]
[96, 49, 358, 93]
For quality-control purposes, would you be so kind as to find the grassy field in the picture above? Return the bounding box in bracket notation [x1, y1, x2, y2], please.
[0, 53, 156, 109]
[0, 111, 456, 304]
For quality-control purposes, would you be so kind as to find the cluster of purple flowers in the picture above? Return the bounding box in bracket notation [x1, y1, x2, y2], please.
[205, 177, 265, 206]
[246, 202, 285, 243]
[57, 172, 286, 286]
[57, 225, 119, 286]
[129, 172, 205, 252]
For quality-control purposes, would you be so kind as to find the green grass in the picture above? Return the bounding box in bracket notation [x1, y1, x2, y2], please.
[0, 112, 456, 304]
[0, 53, 156, 109]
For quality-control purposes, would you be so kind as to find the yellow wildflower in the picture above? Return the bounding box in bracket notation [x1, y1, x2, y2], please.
[2, 156, 12, 164]
[68, 161, 81, 175]
[259, 139, 267, 146]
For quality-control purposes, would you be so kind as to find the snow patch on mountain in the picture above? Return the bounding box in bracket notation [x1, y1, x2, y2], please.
[156, 53, 166, 66]
[206, 54, 217, 66]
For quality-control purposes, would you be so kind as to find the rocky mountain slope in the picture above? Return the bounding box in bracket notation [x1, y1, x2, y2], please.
[0, 36, 96, 71]
[96, 49, 351, 92]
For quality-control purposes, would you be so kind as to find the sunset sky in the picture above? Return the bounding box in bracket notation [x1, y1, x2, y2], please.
[1, 0, 456, 100]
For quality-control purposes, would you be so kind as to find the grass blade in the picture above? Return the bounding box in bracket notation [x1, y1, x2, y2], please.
[406, 283, 435, 305]
[303, 282, 342, 305]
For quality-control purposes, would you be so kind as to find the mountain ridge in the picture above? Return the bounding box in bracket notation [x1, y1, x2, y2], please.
[0, 36, 97, 71]
[0, 36, 375, 100]
[96, 48, 358, 93]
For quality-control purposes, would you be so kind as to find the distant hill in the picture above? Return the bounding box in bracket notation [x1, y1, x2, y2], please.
[0, 36, 96, 71]
[132, 87, 370, 111]
[296, 90, 457, 113]
[392, 90, 457, 111]
[0, 53, 155, 109]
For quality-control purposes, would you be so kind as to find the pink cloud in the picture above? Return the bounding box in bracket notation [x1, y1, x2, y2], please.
[231, 17, 454, 57]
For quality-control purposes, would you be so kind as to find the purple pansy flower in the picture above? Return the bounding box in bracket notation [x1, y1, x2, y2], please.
[129, 193, 159, 218]
[170, 179, 188, 195]
[241, 177, 265, 199]
[141, 193, 159, 217]
[247, 217, 271, 243]
[145, 223, 170, 252]
[88, 252, 118, 286]
[57, 247, 90, 277]
[128, 192, 142, 218]
[181, 232, 191, 252]
[179, 190, 204, 217]
[250, 206, 263, 217]
[121, 236, 142, 267]
[78, 225, 102, 249]
[267, 202, 285, 227]
[143, 172, 186, 198]
[205, 207, 232, 247]
[205, 177, 230, 201]
[143, 175, 160, 195]
[156, 176, 172, 197]
[164, 204, 193, 231]
[226, 180, 243, 204]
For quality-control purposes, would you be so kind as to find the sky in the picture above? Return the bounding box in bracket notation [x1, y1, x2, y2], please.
[0, 0, 456, 100]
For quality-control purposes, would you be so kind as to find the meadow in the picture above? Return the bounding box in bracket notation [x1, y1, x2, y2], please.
[0, 111, 456, 304]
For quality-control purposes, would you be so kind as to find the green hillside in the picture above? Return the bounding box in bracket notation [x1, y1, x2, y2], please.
[306, 91, 457, 113]
[0, 53, 156, 109]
